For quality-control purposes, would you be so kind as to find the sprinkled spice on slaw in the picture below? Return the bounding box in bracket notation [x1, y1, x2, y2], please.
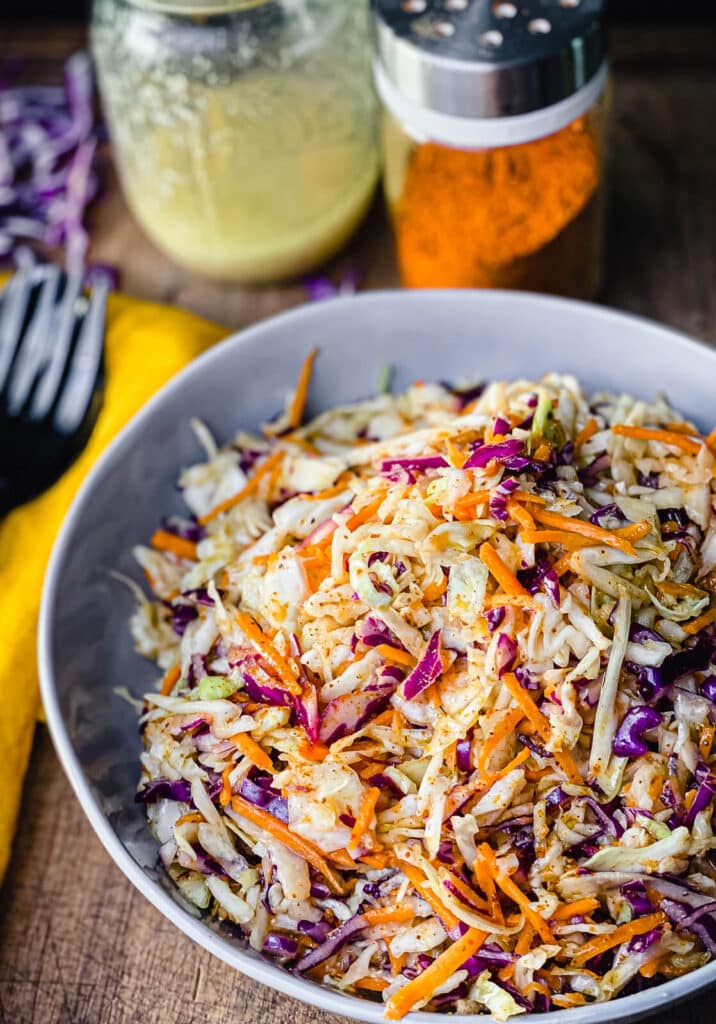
[129, 355, 716, 1019]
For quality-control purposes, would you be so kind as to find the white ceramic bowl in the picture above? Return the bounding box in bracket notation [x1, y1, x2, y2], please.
[39, 291, 716, 1024]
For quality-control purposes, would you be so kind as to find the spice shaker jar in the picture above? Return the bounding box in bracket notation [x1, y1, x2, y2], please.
[91, 0, 379, 283]
[373, 0, 608, 298]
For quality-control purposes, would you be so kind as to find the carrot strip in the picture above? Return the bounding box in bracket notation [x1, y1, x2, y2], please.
[230, 795, 346, 895]
[286, 347, 318, 430]
[355, 977, 389, 992]
[571, 913, 665, 966]
[385, 929, 487, 1020]
[551, 897, 600, 921]
[174, 812, 203, 827]
[683, 606, 716, 636]
[616, 521, 652, 543]
[232, 732, 274, 773]
[302, 482, 351, 502]
[700, 724, 715, 761]
[554, 552, 574, 577]
[440, 867, 493, 916]
[346, 493, 386, 531]
[220, 765, 234, 807]
[521, 529, 588, 549]
[151, 529, 198, 561]
[574, 417, 600, 450]
[388, 948, 407, 976]
[507, 501, 536, 532]
[348, 786, 381, 853]
[552, 994, 587, 1008]
[611, 424, 703, 456]
[200, 450, 284, 525]
[532, 508, 638, 558]
[511, 491, 547, 505]
[160, 664, 181, 696]
[359, 850, 396, 870]
[423, 575, 448, 602]
[515, 920, 535, 956]
[477, 706, 525, 775]
[477, 844, 554, 944]
[375, 644, 415, 668]
[501, 672, 582, 785]
[452, 490, 490, 521]
[399, 861, 461, 931]
[479, 542, 531, 598]
[363, 904, 415, 928]
[297, 739, 330, 761]
[235, 611, 302, 695]
[706, 427, 716, 454]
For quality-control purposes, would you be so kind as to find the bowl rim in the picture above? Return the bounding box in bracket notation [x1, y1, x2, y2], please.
[38, 289, 716, 1024]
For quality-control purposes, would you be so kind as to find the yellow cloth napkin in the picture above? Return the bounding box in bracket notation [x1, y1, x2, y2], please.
[0, 287, 226, 882]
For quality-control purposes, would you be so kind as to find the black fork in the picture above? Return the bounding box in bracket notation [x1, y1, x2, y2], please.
[0, 265, 107, 516]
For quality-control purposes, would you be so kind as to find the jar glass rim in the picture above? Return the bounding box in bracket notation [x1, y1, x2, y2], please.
[125, 0, 272, 13]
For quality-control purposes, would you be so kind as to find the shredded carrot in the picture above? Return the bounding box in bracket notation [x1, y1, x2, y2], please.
[388, 947, 407, 976]
[501, 672, 582, 785]
[439, 867, 493, 916]
[639, 957, 665, 979]
[200, 449, 284, 525]
[326, 848, 359, 869]
[477, 706, 525, 775]
[511, 491, 547, 505]
[354, 977, 389, 993]
[399, 861, 461, 931]
[384, 928, 487, 1020]
[515, 920, 535, 956]
[150, 529, 198, 561]
[479, 541, 531, 598]
[473, 856, 503, 924]
[554, 552, 574, 577]
[551, 897, 600, 921]
[230, 795, 346, 895]
[611, 424, 703, 456]
[303, 481, 351, 502]
[452, 490, 490, 521]
[616, 520, 652, 543]
[297, 738, 330, 762]
[552, 994, 587, 1008]
[346, 493, 386, 531]
[445, 439, 469, 468]
[683, 606, 716, 636]
[423, 575, 448, 602]
[286, 347, 318, 430]
[348, 786, 381, 853]
[574, 417, 600, 450]
[532, 508, 638, 558]
[235, 611, 302, 695]
[174, 812, 203, 827]
[706, 427, 716, 454]
[220, 765, 234, 807]
[521, 529, 588, 549]
[160, 664, 181, 696]
[571, 913, 665, 966]
[477, 843, 554, 944]
[375, 644, 415, 668]
[700, 724, 715, 761]
[232, 732, 274, 773]
[363, 904, 415, 928]
[507, 501, 536, 532]
[359, 850, 396, 870]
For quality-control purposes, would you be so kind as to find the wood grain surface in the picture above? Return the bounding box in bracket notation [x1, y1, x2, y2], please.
[1, 20, 716, 1024]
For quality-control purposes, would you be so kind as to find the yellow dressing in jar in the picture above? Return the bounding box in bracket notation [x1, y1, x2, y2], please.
[92, 0, 379, 281]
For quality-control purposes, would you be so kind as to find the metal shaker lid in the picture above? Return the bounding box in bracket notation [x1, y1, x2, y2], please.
[372, 0, 606, 119]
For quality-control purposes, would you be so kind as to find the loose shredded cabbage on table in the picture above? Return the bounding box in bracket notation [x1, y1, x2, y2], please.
[128, 362, 716, 1020]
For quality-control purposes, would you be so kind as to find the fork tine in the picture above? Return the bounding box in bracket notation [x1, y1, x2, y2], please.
[5, 265, 62, 416]
[53, 275, 108, 435]
[0, 270, 35, 393]
[30, 272, 84, 421]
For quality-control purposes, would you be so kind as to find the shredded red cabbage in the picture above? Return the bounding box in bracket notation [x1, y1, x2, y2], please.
[401, 630, 443, 700]
[463, 439, 524, 470]
[613, 705, 662, 758]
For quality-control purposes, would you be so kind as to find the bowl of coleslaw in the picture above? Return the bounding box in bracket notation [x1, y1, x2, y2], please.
[40, 290, 716, 1024]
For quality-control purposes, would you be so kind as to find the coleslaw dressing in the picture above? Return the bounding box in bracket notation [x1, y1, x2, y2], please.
[92, 0, 379, 281]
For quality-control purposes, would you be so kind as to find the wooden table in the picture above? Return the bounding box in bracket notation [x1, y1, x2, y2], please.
[2, 20, 716, 1024]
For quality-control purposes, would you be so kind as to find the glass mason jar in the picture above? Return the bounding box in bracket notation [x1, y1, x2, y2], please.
[91, 0, 379, 282]
[373, 0, 609, 300]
